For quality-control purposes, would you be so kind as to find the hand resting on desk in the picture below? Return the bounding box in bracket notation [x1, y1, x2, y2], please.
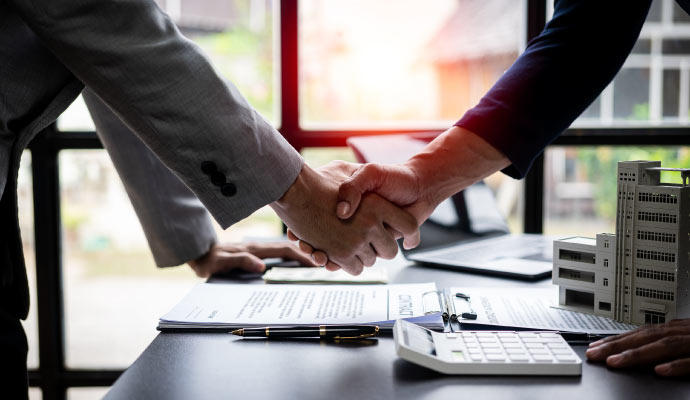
[187, 242, 318, 277]
[586, 318, 690, 376]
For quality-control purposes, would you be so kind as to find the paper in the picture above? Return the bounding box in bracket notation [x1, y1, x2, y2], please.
[262, 266, 388, 284]
[159, 282, 443, 331]
[452, 287, 637, 335]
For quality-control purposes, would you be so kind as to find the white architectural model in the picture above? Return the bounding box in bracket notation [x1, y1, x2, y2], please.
[553, 161, 690, 325]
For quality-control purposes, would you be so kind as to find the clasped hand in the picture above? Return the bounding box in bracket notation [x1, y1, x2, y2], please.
[270, 161, 420, 275]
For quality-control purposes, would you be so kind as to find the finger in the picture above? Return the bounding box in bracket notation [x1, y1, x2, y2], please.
[287, 230, 299, 242]
[324, 261, 342, 271]
[298, 240, 314, 254]
[337, 164, 382, 219]
[311, 250, 328, 266]
[376, 200, 420, 250]
[369, 227, 399, 260]
[357, 244, 377, 268]
[604, 335, 690, 369]
[655, 357, 690, 376]
[339, 256, 364, 276]
[589, 324, 655, 348]
[586, 326, 690, 361]
[272, 244, 320, 267]
[216, 251, 266, 274]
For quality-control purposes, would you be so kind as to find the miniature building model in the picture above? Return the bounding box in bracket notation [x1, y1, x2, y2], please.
[553, 161, 690, 325]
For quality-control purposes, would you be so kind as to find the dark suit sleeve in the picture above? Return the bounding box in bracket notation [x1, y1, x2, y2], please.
[456, 0, 652, 179]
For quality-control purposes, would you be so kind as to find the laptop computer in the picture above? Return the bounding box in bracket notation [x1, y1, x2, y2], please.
[347, 135, 554, 280]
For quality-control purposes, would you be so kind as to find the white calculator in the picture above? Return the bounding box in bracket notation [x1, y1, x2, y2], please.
[393, 319, 582, 376]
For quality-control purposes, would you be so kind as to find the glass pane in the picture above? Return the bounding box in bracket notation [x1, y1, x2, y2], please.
[544, 146, 690, 237]
[299, 0, 525, 128]
[28, 388, 42, 400]
[570, 0, 690, 127]
[67, 388, 109, 400]
[60, 149, 286, 368]
[60, 150, 202, 368]
[17, 152, 38, 369]
[58, 0, 278, 131]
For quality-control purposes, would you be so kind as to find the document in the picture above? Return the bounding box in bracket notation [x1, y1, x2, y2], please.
[452, 287, 637, 335]
[262, 266, 388, 284]
[159, 282, 443, 332]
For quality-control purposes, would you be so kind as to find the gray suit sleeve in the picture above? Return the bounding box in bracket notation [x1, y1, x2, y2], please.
[11, 0, 303, 228]
[83, 89, 217, 268]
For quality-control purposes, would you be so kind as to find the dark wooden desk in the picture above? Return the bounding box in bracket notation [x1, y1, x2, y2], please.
[105, 260, 690, 400]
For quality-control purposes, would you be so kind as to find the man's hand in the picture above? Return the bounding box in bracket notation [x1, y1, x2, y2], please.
[291, 127, 510, 267]
[270, 162, 419, 275]
[187, 242, 318, 278]
[585, 319, 690, 376]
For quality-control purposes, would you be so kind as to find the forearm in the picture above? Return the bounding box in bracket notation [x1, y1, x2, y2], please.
[405, 126, 509, 210]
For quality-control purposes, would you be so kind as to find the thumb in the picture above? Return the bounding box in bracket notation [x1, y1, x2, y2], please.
[337, 164, 382, 219]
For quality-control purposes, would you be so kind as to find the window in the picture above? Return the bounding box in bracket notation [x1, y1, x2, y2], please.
[599, 301, 611, 311]
[603, 259, 609, 267]
[299, 0, 524, 127]
[29, 1, 690, 398]
[545, 146, 690, 237]
[603, 278, 609, 287]
[645, 310, 667, 324]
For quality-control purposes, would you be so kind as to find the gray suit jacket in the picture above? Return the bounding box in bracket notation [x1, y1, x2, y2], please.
[83, 90, 217, 268]
[0, 0, 303, 320]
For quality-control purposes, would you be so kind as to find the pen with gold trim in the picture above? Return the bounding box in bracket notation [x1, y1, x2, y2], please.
[231, 325, 379, 339]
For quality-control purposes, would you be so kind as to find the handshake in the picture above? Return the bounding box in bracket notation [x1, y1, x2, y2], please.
[270, 160, 434, 275]
[269, 126, 511, 275]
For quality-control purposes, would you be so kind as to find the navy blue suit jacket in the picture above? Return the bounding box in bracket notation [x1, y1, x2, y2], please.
[456, 0, 690, 179]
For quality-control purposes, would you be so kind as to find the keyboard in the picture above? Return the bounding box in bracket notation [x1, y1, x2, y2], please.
[393, 319, 582, 376]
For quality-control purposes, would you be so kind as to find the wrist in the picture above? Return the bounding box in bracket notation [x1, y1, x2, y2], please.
[405, 126, 509, 206]
[270, 164, 318, 217]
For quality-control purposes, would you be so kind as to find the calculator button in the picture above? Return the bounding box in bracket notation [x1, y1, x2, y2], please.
[547, 342, 567, 349]
[485, 354, 506, 362]
[476, 332, 495, 338]
[462, 332, 475, 337]
[499, 337, 519, 343]
[539, 333, 560, 338]
[508, 353, 529, 361]
[521, 338, 541, 343]
[532, 355, 554, 362]
[525, 342, 544, 349]
[467, 347, 481, 354]
[502, 342, 522, 348]
[466, 343, 480, 349]
[483, 348, 503, 354]
[505, 348, 526, 354]
[539, 338, 562, 343]
[527, 348, 549, 355]
[555, 354, 578, 362]
[497, 332, 516, 338]
[470, 354, 484, 361]
[446, 333, 458, 339]
[518, 332, 538, 338]
[480, 342, 500, 348]
[551, 348, 572, 355]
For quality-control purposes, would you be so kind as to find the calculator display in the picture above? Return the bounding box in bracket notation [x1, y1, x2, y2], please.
[402, 322, 436, 356]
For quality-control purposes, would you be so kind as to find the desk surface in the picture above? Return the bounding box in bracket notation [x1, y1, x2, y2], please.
[105, 259, 690, 400]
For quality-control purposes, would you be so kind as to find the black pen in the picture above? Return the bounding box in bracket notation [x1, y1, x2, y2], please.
[231, 325, 379, 340]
